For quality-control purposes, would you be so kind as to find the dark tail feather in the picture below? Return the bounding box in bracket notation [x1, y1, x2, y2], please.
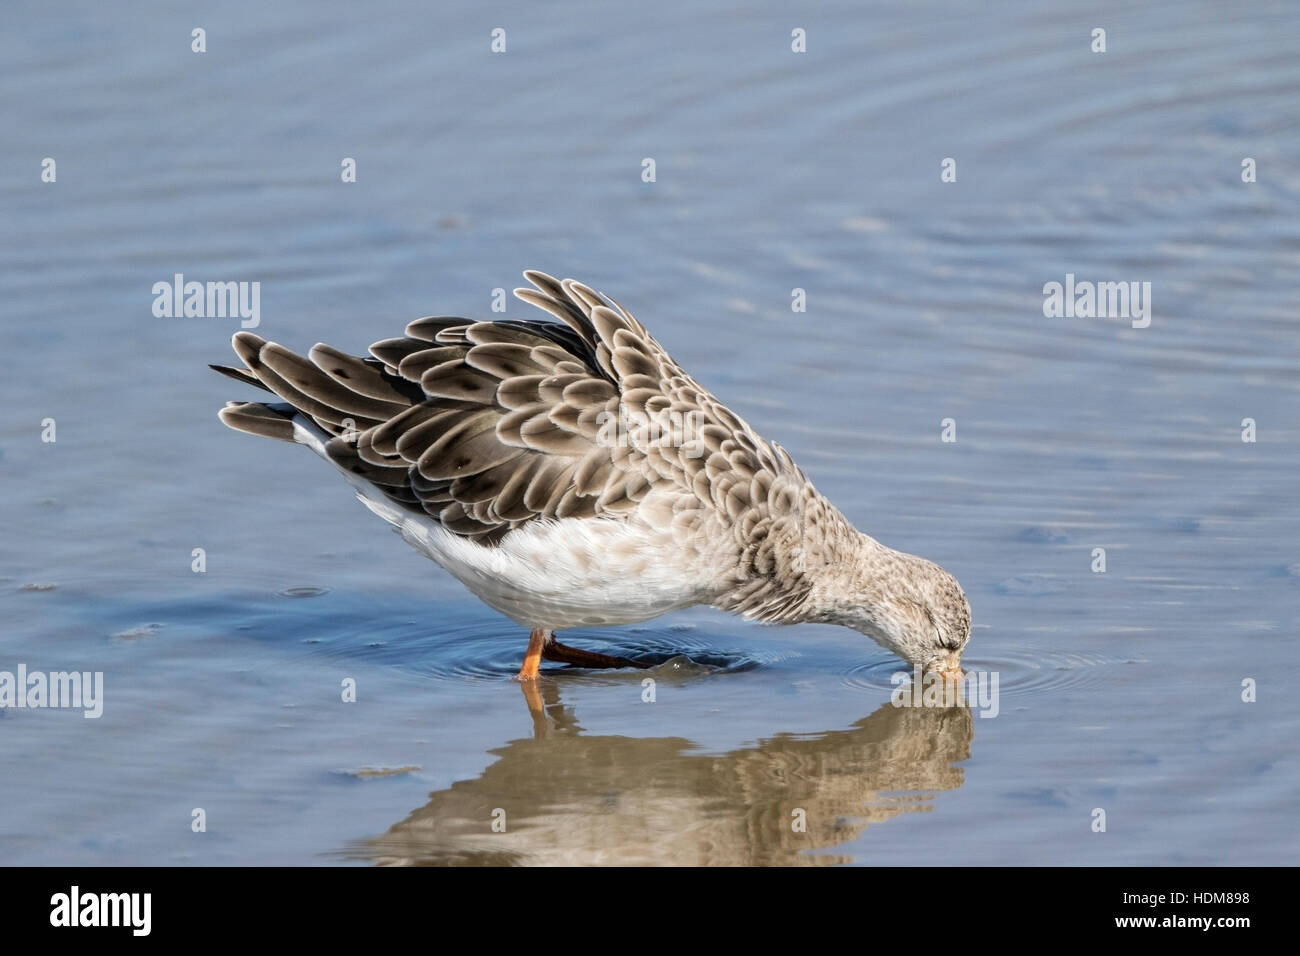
[217, 401, 297, 442]
[214, 332, 418, 446]
[210, 363, 271, 392]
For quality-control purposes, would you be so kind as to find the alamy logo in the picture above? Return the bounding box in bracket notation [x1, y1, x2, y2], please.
[891, 667, 1000, 718]
[594, 404, 706, 457]
[0, 664, 103, 718]
[152, 273, 260, 328]
[50, 886, 150, 936]
[1043, 273, 1151, 329]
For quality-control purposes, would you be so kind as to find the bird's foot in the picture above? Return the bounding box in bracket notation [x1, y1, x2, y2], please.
[542, 639, 645, 670]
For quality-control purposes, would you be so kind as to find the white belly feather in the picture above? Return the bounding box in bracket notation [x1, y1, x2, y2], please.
[294, 417, 708, 629]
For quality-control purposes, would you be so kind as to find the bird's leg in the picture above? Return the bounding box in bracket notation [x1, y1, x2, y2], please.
[542, 634, 645, 670]
[517, 680, 547, 735]
[515, 627, 549, 681]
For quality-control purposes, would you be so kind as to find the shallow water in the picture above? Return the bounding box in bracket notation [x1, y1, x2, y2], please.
[2, 0, 1298, 865]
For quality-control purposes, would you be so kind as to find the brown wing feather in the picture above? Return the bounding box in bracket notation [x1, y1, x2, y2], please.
[213, 272, 814, 614]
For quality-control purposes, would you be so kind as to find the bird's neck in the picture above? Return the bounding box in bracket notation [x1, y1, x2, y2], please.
[730, 491, 890, 626]
[798, 516, 895, 626]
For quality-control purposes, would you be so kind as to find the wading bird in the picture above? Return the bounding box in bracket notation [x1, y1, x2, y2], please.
[212, 272, 970, 681]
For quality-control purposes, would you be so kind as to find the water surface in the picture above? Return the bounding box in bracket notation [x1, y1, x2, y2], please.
[2, 0, 1298, 865]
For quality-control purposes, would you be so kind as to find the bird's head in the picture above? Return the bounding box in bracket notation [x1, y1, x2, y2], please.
[822, 543, 971, 679]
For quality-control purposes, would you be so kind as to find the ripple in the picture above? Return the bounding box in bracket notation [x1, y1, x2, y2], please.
[842, 651, 1146, 699]
[421, 630, 760, 683]
[278, 586, 330, 599]
[335, 766, 421, 780]
[301, 614, 759, 683]
[1016, 526, 1070, 544]
[996, 575, 1067, 597]
[111, 622, 163, 641]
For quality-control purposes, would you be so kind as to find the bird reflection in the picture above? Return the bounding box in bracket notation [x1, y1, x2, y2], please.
[350, 680, 974, 865]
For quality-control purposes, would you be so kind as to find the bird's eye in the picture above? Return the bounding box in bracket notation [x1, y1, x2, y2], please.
[922, 606, 951, 648]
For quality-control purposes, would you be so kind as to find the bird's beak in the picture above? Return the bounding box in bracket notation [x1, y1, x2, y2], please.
[929, 652, 964, 683]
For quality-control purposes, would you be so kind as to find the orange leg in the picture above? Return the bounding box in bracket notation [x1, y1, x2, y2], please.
[517, 679, 547, 734]
[515, 627, 549, 681]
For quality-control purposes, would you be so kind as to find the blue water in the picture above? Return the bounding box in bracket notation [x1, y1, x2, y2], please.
[2, 0, 1298, 864]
